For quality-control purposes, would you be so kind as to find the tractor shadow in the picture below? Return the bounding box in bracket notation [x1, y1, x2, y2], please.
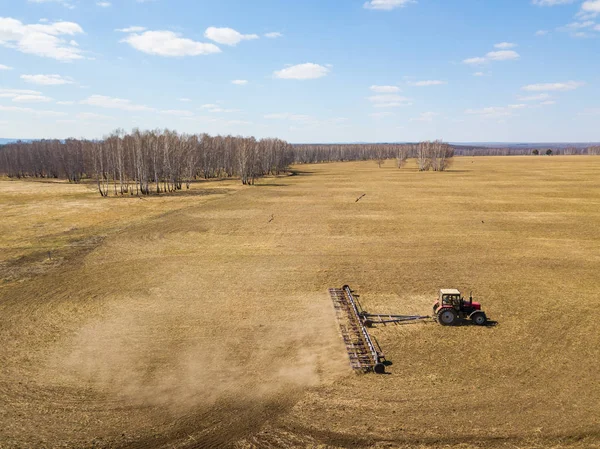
[458, 319, 499, 328]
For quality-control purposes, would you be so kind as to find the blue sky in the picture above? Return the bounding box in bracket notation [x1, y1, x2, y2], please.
[0, 0, 599, 143]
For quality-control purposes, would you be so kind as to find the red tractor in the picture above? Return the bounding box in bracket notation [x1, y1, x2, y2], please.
[433, 289, 487, 326]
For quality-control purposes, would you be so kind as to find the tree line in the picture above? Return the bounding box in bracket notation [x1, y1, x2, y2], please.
[452, 145, 599, 156]
[296, 143, 600, 159]
[6, 132, 595, 195]
[0, 129, 294, 196]
[588, 146, 600, 156]
[293, 141, 454, 171]
[0, 137, 457, 196]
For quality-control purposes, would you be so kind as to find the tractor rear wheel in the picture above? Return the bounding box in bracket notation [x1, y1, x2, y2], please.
[471, 312, 487, 326]
[437, 308, 458, 326]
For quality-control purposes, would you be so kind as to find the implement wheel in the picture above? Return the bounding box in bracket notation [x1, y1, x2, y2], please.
[471, 311, 487, 326]
[437, 308, 458, 326]
[373, 363, 385, 374]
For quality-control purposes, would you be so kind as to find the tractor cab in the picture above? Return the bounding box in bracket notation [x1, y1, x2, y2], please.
[433, 288, 487, 326]
[439, 289, 462, 307]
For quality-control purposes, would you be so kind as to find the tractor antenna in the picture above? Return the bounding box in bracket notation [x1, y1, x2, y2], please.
[469, 291, 473, 304]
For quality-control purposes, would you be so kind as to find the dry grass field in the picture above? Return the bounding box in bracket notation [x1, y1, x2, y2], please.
[1, 156, 599, 449]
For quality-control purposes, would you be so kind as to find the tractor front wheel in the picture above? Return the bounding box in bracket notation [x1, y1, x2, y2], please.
[437, 308, 458, 326]
[470, 312, 487, 326]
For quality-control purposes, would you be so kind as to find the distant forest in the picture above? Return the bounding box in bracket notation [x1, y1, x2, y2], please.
[451, 144, 600, 156]
[0, 132, 598, 196]
[295, 143, 600, 160]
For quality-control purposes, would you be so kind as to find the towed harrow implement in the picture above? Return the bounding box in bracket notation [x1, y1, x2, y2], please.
[329, 285, 430, 374]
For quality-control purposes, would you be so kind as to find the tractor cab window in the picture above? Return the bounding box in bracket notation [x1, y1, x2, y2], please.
[442, 295, 453, 305]
[442, 294, 460, 305]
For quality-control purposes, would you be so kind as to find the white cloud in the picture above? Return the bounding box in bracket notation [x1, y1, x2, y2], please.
[121, 30, 221, 57]
[0, 17, 84, 61]
[231, 79, 248, 85]
[179, 98, 192, 102]
[12, 94, 52, 103]
[81, 94, 155, 111]
[409, 80, 447, 86]
[0, 88, 52, 104]
[116, 26, 146, 33]
[564, 20, 595, 28]
[487, 50, 520, 61]
[541, 100, 557, 105]
[28, 0, 75, 9]
[0, 88, 42, 98]
[370, 85, 400, 93]
[56, 100, 74, 105]
[21, 74, 74, 85]
[264, 32, 282, 38]
[466, 103, 532, 119]
[364, 0, 415, 10]
[0, 64, 13, 70]
[532, 0, 575, 5]
[96, 1, 111, 6]
[204, 27, 259, 46]
[581, 0, 600, 14]
[368, 94, 412, 108]
[473, 72, 485, 76]
[535, 30, 549, 36]
[463, 57, 487, 65]
[411, 111, 439, 122]
[494, 42, 517, 49]
[522, 81, 584, 91]
[464, 48, 520, 64]
[560, 20, 598, 36]
[200, 104, 239, 113]
[274, 63, 330, 80]
[0, 105, 66, 117]
[518, 93, 551, 101]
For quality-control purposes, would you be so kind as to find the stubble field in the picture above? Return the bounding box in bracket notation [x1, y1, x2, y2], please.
[1, 156, 599, 448]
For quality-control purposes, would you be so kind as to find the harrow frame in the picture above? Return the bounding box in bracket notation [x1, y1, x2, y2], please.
[329, 285, 430, 374]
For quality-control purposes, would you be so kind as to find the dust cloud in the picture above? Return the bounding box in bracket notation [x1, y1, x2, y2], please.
[46, 292, 349, 416]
